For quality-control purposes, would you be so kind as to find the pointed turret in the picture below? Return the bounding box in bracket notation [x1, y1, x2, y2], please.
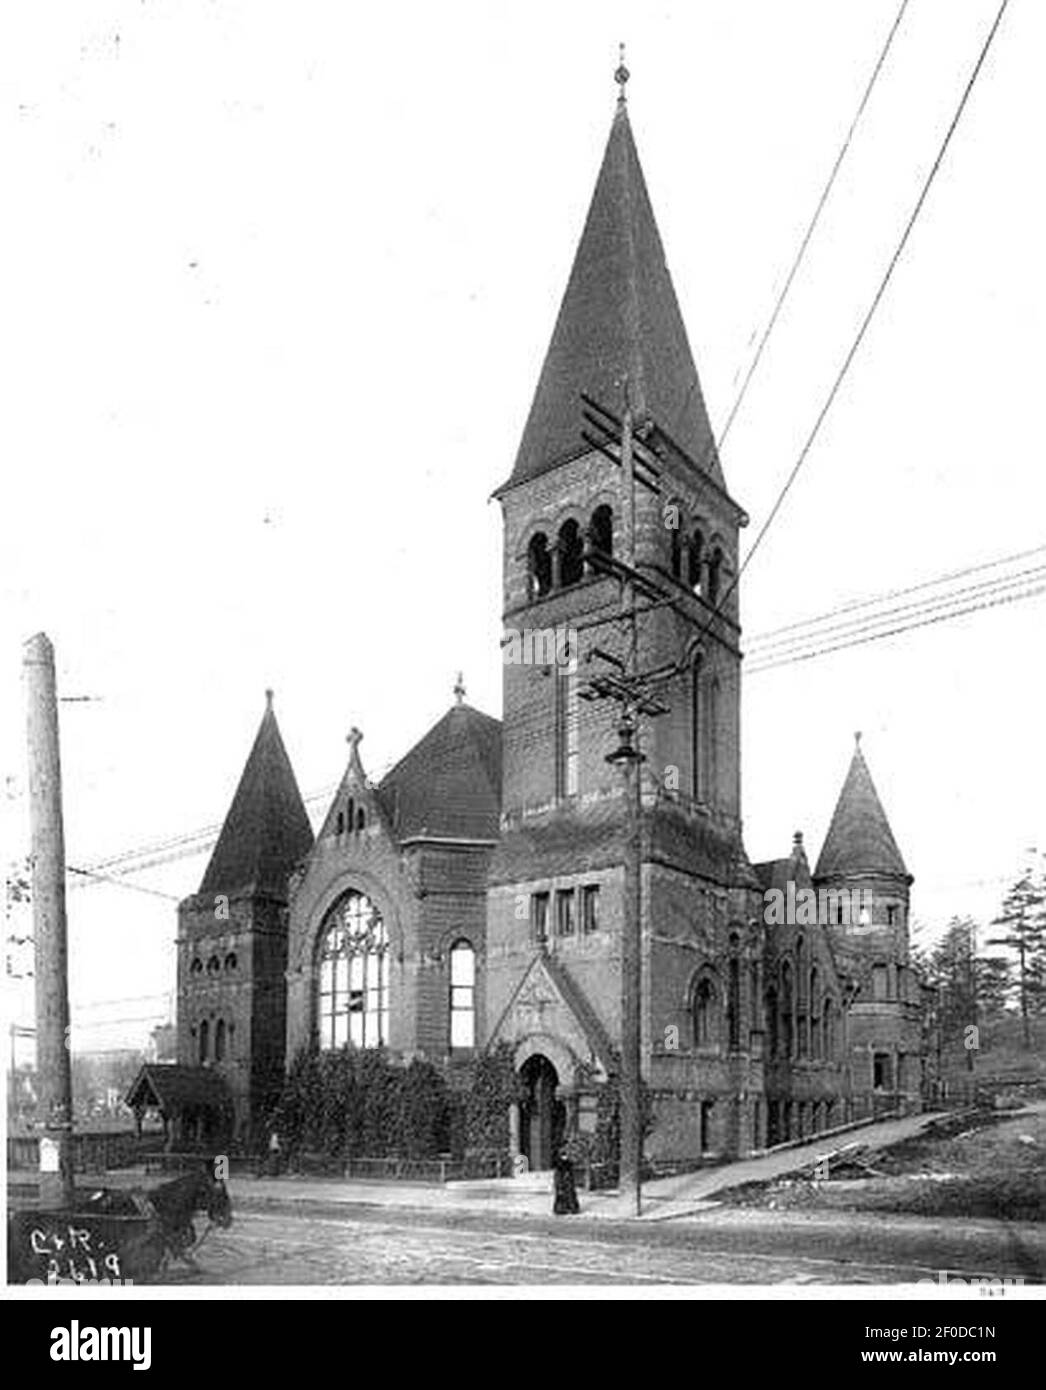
[199, 691, 314, 896]
[814, 735, 910, 882]
[504, 77, 719, 490]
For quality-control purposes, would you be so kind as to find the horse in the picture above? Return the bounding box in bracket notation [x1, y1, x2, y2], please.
[81, 1159, 232, 1280]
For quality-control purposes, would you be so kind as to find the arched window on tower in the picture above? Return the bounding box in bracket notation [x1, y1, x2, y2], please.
[527, 532, 552, 600]
[214, 1018, 226, 1063]
[693, 973, 718, 1048]
[198, 1019, 209, 1065]
[688, 529, 704, 594]
[706, 676, 720, 801]
[588, 505, 613, 568]
[669, 505, 684, 580]
[449, 940, 476, 1049]
[707, 546, 723, 607]
[555, 673, 580, 798]
[318, 891, 389, 1050]
[558, 519, 585, 588]
[356, 807, 366, 832]
[691, 656, 703, 801]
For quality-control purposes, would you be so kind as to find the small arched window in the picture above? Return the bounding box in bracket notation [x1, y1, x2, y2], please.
[198, 1019, 209, 1064]
[765, 987, 778, 1058]
[207, 955, 221, 975]
[588, 505, 613, 568]
[336, 811, 345, 835]
[780, 962, 794, 1059]
[668, 505, 684, 580]
[693, 974, 718, 1048]
[691, 655, 703, 800]
[190, 958, 203, 976]
[347, 797, 355, 830]
[214, 1019, 226, 1062]
[688, 529, 704, 593]
[356, 807, 366, 832]
[707, 546, 723, 607]
[449, 940, 476, 1049]
[727, 955, 741, 1051]
[225, 953, 237, 972]
[558, 519, 584, 588]
[809, 967, 820, 1059]
[527, 532, 552, 600]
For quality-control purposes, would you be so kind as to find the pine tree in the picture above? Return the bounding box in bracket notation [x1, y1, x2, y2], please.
[987, 852, 1046, 1049]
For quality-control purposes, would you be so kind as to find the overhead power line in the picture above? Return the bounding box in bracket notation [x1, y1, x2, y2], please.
[748, 571, 1044, 676]
[673, 0, 911, 459]
[733, 0, 1011, 607]
[747, 540, 1046, 649]
[747, 556, 1046, 661]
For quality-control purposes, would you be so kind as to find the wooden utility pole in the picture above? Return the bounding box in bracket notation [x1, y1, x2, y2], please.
[24, 632, 75, 1208]
[580, 391, 672, 1218]
[613, 405, 643, 1217]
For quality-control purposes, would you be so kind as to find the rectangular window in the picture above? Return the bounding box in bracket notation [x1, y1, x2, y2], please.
[872, 964, 888, 1001]
[531, 892, 549, 944]
[873, 1051, 892, 1089]
[886, 904, 897, 927]
[581, 885, 600, 934]
[555, 888, 575, 937]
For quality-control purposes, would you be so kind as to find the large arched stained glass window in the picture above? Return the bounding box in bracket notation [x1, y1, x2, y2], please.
[318, 891, 389, 1050]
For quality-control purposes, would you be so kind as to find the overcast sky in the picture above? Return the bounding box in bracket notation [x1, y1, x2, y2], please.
[3, 0, 1043, 1055]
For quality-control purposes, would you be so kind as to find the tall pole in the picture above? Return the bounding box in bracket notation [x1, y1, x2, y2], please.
[24, 632, 75, 1208]
[615, 404, 643, 1217]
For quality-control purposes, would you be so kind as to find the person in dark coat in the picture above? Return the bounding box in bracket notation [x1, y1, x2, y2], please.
[552, 1148, 580, 1215]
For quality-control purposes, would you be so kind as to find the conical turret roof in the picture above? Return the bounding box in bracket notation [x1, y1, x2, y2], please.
[505, 97, 719, 489]
[199, 692, 314, 897]
[814, 737, 909, 881]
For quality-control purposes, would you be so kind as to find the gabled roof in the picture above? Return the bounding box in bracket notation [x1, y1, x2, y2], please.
[814, 738, 910, 882]
[125, 1064, 231, 1115]
[376, 701, 502, 842]
[753, 833, 813, 894]
[503, 98, 720, 491]
[199, 693, 314, 897]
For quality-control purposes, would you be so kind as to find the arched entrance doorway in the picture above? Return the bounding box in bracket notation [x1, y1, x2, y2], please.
[519, 1054, 564, 1172]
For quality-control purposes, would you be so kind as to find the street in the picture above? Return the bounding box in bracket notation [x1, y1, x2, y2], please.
[159, 1198, 1044, 1287]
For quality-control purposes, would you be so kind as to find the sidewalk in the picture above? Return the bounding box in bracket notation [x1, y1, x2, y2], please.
[228, 1110, 941, 1225]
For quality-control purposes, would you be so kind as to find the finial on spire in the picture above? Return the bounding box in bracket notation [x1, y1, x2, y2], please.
[854, 730, 863, 748]
[453, 672, 466, 705]
[614, 42, 629, 105]
[265, 688, 274, 709]
[347, 726, 363, 752]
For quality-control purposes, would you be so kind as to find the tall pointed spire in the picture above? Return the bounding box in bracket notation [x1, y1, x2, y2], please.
[503, 67, 719, 490]
[199, 692, 314, 896]
[814, 737, 910, 882]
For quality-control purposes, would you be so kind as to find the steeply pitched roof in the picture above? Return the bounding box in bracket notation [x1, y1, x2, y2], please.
[199, 693, 314, 897]
[125, 1063, 232, 1115]
[814, 738, 910, 882]
[504, 100, 719, 490]
[376, 702, 502, 842]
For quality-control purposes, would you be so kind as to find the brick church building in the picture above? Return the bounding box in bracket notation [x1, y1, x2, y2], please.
[172, 76, 932, 1163]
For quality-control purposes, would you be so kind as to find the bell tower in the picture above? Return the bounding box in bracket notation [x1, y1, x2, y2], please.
[486, 65, 763, 1164]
